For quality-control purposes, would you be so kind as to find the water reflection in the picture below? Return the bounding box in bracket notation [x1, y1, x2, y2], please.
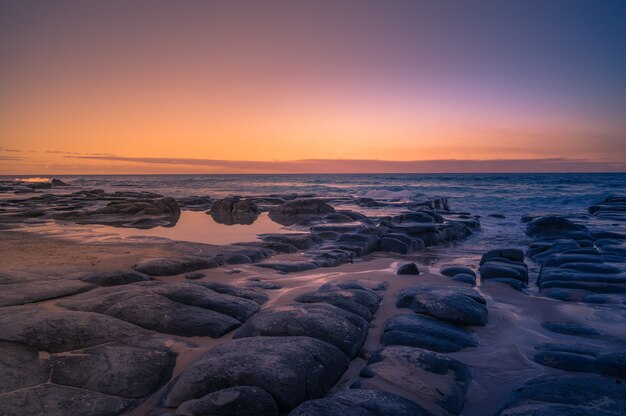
[113, 211, 289, 245]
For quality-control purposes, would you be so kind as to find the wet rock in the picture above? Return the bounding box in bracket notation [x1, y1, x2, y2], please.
[397, 263, 420, 275]
[176, 386, 278, 416]
[0, 342, 49, 393]
[533, 342, 626, 378]
[165, 336, 349, 411]
[310, 248, 355, 267]
[209, 197, 259, 225]
[392, 211, 444, 224]
[0, 307, 144, 352]
[80, 270, 152, 286]
[259, 233, 324, 250]
[191, 281, 269, 305]
[0, 384, 132, 416]
[184, 272, 205, 280]
[269, 199, 335, 225]
[440, 266, 476, 278]
[320, 279, 387, 295]
[379, 233, 425, 254]
[58, 285, 243, 337]
[234, 303, 368, 358]
[479, 248, 528, 288]
[335, 233, 380, 256]
[295, 288, 380, 321]
[541, 322, 602, 337]
[357, 346, 471, 415]
[381, 314, 478, 352]
[525, 216, 589, 239]
[49, 340, 176, 398]
[134, 256, 222, 276]
[409, 197, 450, 211]
[589, 196, 626, 221]
[452, 274, 477, 286]
[51, 178, 68, 186]
[288, 389, 432, 416]
[396, 286, 488, 326]
[499, 374, 626, 415]
[245, 278, 284, 289]
[255, 261, 319, 274]
[0, 280, 97, 307]
[177, 196, 213, 211]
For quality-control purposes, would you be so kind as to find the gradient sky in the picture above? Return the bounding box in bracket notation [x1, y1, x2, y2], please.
[1, 0, 625, 174]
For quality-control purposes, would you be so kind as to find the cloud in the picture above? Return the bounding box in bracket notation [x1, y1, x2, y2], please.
[0, 147, 22, 152]
[0, 156, 24, 161]
[65, 155, 626, 173]
[47, 150, 116, 156]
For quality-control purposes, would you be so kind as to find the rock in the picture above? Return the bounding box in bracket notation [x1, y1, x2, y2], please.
[209, 197, 259, 225]
[397, 263, 420, 275]
[357, 346, 471, 415]
[480, 249, 524, 264]
[0, 384, 132, 416]
[244, 279, 284, 289]
[176, 386, 278, 416]
[177, 196, 213, 211]
[234, 303, 368, 358]
[49, 341, 176, 398]
[255, 261, 319, 274]
[489, 213, 505, 218]
[396, 286, 488, 326]
[525, 216, 589, 239]
[533, 342, 626, 379]
[165, 336, 349, 411]
[0, 280, 97, 307]
[80, 270, 152, 286]
[134, 256, 222, 276]
[295, 287, 380, 321]
[381, 314, 478, 352]
[499, 374, 626, 415]
[311, 224, 368, 234]
[380, 234, 425, 254]
[185, 272, 205, 280]
[310, 248, 354, 267]
[452, 274, 477, 286]
[269, 199, 335, 225]
[334, 233, 380, 256]
[51, 178, 68, 186]
[440, 266, 476, 278]
[58, 285, 243, 337]
[541, 322, 601, 337]
[191, 281, 269, 305]
[319, 279, 387, 294]
[259, 233, 324, 250]
[0, 342, 49, 393]
[288, 389, 432, 416]
[0, 307, 144, 352]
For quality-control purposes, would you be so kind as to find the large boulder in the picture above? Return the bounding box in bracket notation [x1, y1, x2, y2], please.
[176, 386, 278, 416]
[134, 256, 222, 276]
[525, 216, 589, 239]
[234, 303, 368, 358]
[165, 336, 349, 411]
[396, 286, 487, 326]
[295, 287, 380, 321]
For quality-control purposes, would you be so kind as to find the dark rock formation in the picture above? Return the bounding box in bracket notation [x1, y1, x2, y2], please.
[396, 286, 488, 326]
[269, 198, 335, 225]
[209, 197, 259, 225]
[397, 263, 420, 275]
[165, 336, 349, 411]
[381, 314, 478, 352]
[176, 386, 278, 416]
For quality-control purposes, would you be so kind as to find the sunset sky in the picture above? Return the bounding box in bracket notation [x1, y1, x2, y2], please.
[1, 0, 625, 174]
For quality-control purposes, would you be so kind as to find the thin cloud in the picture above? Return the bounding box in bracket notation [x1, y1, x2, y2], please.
[0, 156, 24, 161]
[0, 147, 22, 153]
[65, 155, 626, 173]
[47, 150, 115, 156]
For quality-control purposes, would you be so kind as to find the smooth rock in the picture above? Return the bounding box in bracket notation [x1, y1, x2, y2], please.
[397, 263, 420, 275]
[176, 386, 278, 416]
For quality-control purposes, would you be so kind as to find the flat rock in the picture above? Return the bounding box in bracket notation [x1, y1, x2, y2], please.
[0, 307, 144, 352]
[134, 256, 221, 276]
[176, 386, 278, 416]
[49, 340, 176, 398]
[288, 389, 432, 416]
[396, 286, 488, 326]
[357, 346, 471, 415]
[80, 270, 152, 286]
[499, 374, 626, 415]
[295, 288, 380, 321]
[452, 274, 476, 286]
[541, 322, 601, 338]
[440, 266, 476, 278]
[255, 261, 319, 274]
[165, 336, 349, 411]
[58, 285, 242, 337]
[269, 199, 335, 225]
[525, 216, 589, 239]
[0, 383, 132, 416]
[234, 303, 368, 359]
[192, 281, 269, 304]
[0, 280, 97, 307]
[381, 314, 478, 352]
[0, 341, 49, 393]
[259, 233, 324, 250]
[533, 342, 626, 378]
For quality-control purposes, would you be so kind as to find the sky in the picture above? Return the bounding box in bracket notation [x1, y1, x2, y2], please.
[1, 0, 625, 174]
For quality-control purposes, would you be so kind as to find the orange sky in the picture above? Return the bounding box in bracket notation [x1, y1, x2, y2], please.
[1, 1, 625, 174]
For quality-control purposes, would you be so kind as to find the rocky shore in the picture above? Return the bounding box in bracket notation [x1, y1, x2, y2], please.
[0, 179, 624, 415]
